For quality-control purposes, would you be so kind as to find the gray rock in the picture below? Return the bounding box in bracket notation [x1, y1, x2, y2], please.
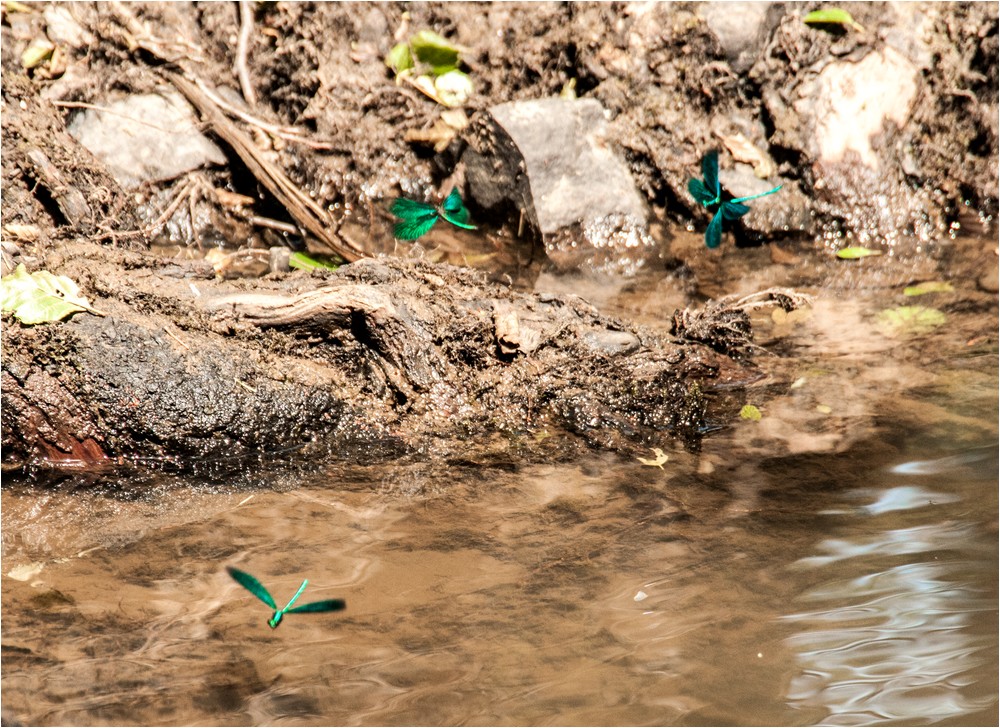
[700, 2, 780, 74]
[581, 329, 641, 356]
[43, 5, 95, 49]
[67, 90, 226, 189]
[463, 97, 654, 274]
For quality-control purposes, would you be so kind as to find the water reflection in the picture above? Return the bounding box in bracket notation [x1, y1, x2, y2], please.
[782, 454, 998, 726]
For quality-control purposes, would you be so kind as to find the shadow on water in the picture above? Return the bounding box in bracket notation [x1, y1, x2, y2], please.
[2, 234, 997, 726]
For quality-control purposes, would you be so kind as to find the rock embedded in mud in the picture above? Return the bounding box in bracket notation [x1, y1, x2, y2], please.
[67, 91, 227, 190]
[754, 30, 950, 246]
[463, 97, 655, 274]
[791, 48, 918, 171]
[700, 1, 780, 73]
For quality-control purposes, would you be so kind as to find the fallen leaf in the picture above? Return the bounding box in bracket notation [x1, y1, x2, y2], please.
[803, 8, 865, 32]
[1, 264, 105, 324]
[560, 78, 578, 100]
[637, 447, 669, 469]
[288, 252, 340, 272]
[816, 404, 833, 414]
[740, 404, 762, 421]
[876, 305, 947, 337]
[836, 246, 882, 259]
[21, 37, 54, 69]
[903, 281, 954, 296]
[717, 132, 775, 178]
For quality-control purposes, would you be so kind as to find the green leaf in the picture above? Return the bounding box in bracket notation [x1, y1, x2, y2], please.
[409, 30, 460, 70]
[875, 305, 947, 337]
[1, 264, 105, 324]
[903, 281, 954, 296]
[803, 8, 864, 32]
[740, 404, 762, 421]
[836, 246, 882, 259]
[288, 252, 341, 272]
[21, 38, 54, 69]
[430, 63, 459, 77]
[385, 42, 413, 75]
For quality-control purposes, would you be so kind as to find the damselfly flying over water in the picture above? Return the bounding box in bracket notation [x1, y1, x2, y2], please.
[226, 566, 346, 629]
[391, 186, 477, 240]
[688, 150, 782, 249]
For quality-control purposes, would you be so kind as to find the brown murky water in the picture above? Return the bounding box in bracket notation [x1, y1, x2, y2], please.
[3, 234, 997, 726]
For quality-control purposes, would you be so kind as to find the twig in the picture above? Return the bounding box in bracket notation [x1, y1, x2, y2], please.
[167, 71, 365, 261]
[187, 181, 201, 249]
[236, 1, 257, 107]
[145, 177, 194, 233]
[163, 326, 190, 350]
[248, 215, 299, 235]
[193, 78, 336, 150]
[234, 378, 257, 394]
[50, 100, 180, 134]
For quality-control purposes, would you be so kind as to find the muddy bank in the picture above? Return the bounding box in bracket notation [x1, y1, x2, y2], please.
[1, 241, 785, 473]
[3, 2, 996, 251]
[1, 2, 997, 474]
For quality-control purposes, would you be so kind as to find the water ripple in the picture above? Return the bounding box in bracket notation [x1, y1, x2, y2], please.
[783, 534, 995, 724]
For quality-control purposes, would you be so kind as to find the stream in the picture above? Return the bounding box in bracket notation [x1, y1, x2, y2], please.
[2, 232, 997, 726]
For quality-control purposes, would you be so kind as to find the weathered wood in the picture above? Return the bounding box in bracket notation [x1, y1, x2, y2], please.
[24, 149, 93, 226]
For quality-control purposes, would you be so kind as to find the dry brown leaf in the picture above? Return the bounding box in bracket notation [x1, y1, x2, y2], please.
[716, 132, 775, 178]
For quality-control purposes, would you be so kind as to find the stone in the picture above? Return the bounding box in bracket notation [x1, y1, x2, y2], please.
[793, 48, 919, 170]
[700, 1, 779, 74]
[463, 97, 654, 274]
[67, 90, 226, 189]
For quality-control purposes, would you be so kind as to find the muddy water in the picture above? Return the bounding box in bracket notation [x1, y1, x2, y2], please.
[2, 235, 997, 726]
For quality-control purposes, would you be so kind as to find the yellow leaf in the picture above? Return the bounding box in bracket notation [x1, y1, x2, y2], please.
[637, 447, 669, 469]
